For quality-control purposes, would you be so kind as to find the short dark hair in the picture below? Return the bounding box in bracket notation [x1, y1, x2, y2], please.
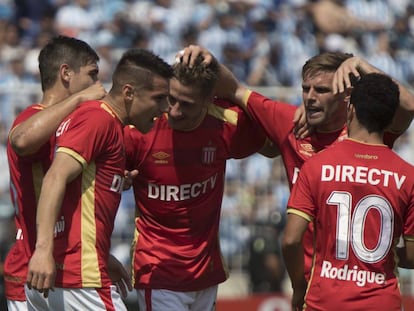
[173, 55, 219, 97]
[111, 48, 173, 93]
[38, 35, 99, 91]
[302, 52, 353, 80]
[350, 73, 400, 133]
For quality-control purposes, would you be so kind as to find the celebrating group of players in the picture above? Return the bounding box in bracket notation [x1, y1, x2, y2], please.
[3, 34, 414, 311]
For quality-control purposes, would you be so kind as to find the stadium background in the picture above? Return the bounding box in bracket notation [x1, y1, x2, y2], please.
[1, 0, 414, 310]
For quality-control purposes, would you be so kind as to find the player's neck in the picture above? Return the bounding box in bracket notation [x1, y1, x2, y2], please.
[315, 123, 345, 133]
[348, 128, 384, 145]
[41, 88, 68, 108]
[102, 94, 125, 124]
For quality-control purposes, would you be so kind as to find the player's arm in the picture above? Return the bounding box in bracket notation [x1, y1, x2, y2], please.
[397, 238, 414, 269]
[10, 82, 106, 156]
[258, 138, 280, 158]
[282, 211, 309, 311]
[332, 56, 414, 134]
[27, 152, 83, 297]
[107, 254, 133, 298]
[178, 45, 249, 109]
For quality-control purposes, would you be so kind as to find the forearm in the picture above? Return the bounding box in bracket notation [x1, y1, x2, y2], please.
[35, 173, 67, 252]
[215, 63, 249, 107]
[386, 76, 414, 133]
[10, 92, 84, 156]
[282, 242, 307, 291]
[397, 241, 414, 268]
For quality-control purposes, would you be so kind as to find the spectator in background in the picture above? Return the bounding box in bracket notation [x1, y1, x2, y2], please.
[54, 0, 99, 42]
[0, 49, 37, 130]
[0, 22, 25, 64]
[0, 121, 10, 200]
[305, 0, 388, 36]
[24, 30, 56, 81]
[13, 0, 55, 45]
[248, 221, 285, 293]
[91, 29, 117, 84]
[198, 5, 244, 62]
[220, 177, 251, 267]
[147, 5, 180, 63]
[0, 118, 12, 311]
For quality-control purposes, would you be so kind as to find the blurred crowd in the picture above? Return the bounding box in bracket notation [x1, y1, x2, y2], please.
[0, 0, 413, 126]
[1, 0, 414, 305]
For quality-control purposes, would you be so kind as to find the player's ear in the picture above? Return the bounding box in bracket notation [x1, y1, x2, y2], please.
[60, 64, 73, 82]
[346, 100, 355, 124]
[123, 84, 135, 101]
[342, 88, 351, 106]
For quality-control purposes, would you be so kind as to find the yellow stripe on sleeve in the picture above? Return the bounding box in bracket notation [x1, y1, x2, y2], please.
[242, 89, 252, 109]
[287, 208, 313, 222]
[57, 147, 88, 169]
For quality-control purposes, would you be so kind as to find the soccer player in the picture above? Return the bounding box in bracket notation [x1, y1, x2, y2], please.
[5, 35, 108, 311]
[179, 45, 414, 281]
[282, 72, 414, 311]
[26, 48, 173, 310]
[123, 54, 272, 310]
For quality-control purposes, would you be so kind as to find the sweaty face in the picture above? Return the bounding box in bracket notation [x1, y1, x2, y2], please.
[128, 75, 169, 133]
[69, 62, 99, 94]
[302, 71, 347, 132]
[167, 78, 208, 131]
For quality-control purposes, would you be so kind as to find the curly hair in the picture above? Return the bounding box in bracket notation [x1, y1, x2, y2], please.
[172, 55, 219, 97]
[350, 72, 399, 133]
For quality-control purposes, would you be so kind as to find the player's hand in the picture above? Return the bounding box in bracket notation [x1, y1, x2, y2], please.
[27, 248, 56, 298]
[78, 81, 107, 102]
[293, 104, 312, 139]
[123, 169, 138, 190]
[108, 254, 133, 298]
[332, 56, 362, 94]
[175, 45, 215, 68]
[332, 56, 382, 94]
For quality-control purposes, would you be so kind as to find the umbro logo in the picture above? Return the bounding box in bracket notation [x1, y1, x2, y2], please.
[152, 151, 170, 159]
[300, 143, 314, 152]
[152, 151, 170, 163]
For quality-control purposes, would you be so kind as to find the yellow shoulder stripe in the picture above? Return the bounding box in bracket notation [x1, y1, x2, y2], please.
[208, 104, 238, 126]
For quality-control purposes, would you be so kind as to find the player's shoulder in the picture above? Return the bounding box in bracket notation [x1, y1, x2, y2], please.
[208, 98, 242, 126]
[75, 100, 119, 121]
[249, 91, 297, 109]
[10, 104, 43, 130]
[300, 141, 341, 170]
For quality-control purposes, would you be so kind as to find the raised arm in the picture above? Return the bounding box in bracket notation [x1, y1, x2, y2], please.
[27, 152, 83, 297]
[10, 82, 106, 156]
[332, 56, 414, 134]
[178, 45, 249, 108]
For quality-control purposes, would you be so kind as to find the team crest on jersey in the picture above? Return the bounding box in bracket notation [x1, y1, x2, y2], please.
[202, 145, 216, 164]
[152, 151, 170, 164]
[299, 143, 315, 157]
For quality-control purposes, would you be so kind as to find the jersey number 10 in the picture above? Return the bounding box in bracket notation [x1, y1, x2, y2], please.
[328, 191, 394, 264]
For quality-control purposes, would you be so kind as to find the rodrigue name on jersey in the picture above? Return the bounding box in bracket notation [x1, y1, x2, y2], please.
[321, 165, 406, 189]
